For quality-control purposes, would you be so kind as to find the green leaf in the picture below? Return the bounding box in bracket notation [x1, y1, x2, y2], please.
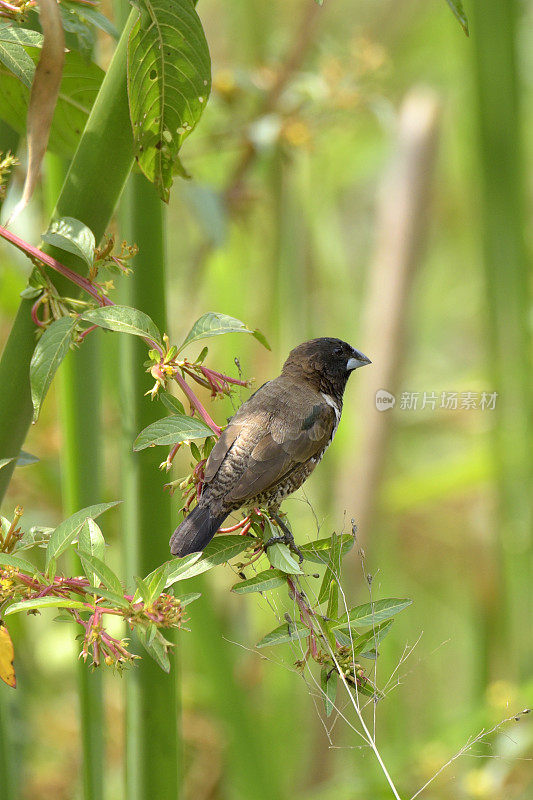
[88, 586, 130, 609]
[136, 626, 171, 672]
[81, 305, 162, 344]
[231, 569, 286, 594]
[445, 0, 469, 35]
[133, 414, 213, 451]
[326, 579, 338, 621]
[0, 40, 35, 88]
[17, 450, 39, 467]
[335, 598, 412, 628]
[144, 562, 171, 603]
[160, 391, 185, 415]
[166, 535, 250, 584]
[256, 620, 309, 649]
[62, 2, 118, 39]
[78, 552, 123, 597]
[77, 518, 105, 562]
[30, 316, 79, 422]
[0, 27, 44, 48]
[174, 590, 200, 606]
[267, 543, 303, 574]
[317, 532, 344, 604]
[298, 534, 355, 565]
[0, 49, 104, 159]
[127, 0, 211, 201]
[42, 216, 96, 267]
[179, 312, 258, 351]
[164, 552, 202, 586]
[320, 667, 338, 717]
[334, 620, 394, 654]
[46, 501, 120, 568]
[133, 575, 152, 604]
[5, 597, 87, 615]
[0, 458, 14, 472]
[0, 552, 38, 574]
[251, 329, 271, 351]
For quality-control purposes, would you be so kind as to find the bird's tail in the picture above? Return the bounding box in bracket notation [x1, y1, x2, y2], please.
[169, 505, 228, 557]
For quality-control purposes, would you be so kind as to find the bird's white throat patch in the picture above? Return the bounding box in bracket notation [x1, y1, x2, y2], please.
[321, 392, 341, 437]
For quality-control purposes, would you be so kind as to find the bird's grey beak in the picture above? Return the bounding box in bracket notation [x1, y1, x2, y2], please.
[347, 349, 372, 370]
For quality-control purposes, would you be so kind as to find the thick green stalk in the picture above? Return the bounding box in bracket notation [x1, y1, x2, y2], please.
[470, 0, 533, 676]
[44, 153, 105, 800]
[0, 10, 136, 502]
[120, 171, 180, 799]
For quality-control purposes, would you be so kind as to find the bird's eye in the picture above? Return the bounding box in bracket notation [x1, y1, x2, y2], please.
[333, 346, 343, 355]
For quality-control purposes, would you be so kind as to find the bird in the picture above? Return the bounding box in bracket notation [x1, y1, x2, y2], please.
[169, 337, 371, 558]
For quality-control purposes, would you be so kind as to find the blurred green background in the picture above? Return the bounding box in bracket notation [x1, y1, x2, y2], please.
[1, 0, 532, 797]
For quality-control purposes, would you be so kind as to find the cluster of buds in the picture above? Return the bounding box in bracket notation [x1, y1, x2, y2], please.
[91, 236, 138, 281]
[0, 505, 24, 553]
[0, 0, 32, 20]
[0, 151, 18, 199]
[0, 559, 186, 671]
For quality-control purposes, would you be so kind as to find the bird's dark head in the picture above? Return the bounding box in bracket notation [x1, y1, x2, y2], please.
[281, 338, 371, 399]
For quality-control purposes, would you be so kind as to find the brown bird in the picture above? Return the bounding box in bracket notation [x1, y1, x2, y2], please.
[169, 338, 371, 557]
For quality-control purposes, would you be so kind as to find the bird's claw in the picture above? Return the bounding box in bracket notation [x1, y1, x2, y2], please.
[265, 513, 304, 564]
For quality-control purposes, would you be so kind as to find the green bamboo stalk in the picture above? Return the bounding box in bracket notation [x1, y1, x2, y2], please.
[470, 0, 533, 677]
[119, 171, 180, 799]
[43, 152, 105, 800]
[0, 9, 137, 503]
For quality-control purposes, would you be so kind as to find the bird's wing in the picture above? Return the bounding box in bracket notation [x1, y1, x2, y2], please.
[202, 382, 271, 484]
[225, 395, 336, 503]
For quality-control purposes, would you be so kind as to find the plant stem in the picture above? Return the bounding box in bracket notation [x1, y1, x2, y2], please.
[470, 0, 533, 678]
[119, 171, 180, 799]
[44, 152, 105, 800]
[0, 9, 136, 503]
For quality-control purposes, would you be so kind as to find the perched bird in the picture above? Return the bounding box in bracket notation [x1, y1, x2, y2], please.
[170, 338, 371, 557]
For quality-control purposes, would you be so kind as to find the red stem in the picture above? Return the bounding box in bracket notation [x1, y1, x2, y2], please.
[172, 372, 222, 435]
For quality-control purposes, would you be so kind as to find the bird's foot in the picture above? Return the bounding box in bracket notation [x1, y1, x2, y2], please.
[265, 513, 304, 564]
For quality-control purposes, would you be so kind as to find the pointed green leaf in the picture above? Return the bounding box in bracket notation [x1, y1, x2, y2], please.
[30, 317, 78, 422]
[17, 450, 39, 467]
[256, 620, 309, 649]
[335, 598, 412, 628]
[174, 591, 201, 606]
[127, 0, 211, 201]
[77, 519, 105, 562]
[0, 27, 44, 48]
[251, 329, 271, 350]
[445, 0, 469, 35]
[334, 620, 394, 654]
[45, 501, 120, 568]
[0, 49, 103, 159]
[5, 597, 87, 615]
[320, 667, 338, 717]
[231, 569, 286, 594]
[179, 312, 257, 351]
[166, 535, 251, 584]
[42, 216, 96, 267]
[136, 626, 171, 672]
[133, 414, 213, 450]
[81, 305, 162, 344]
[133, 575, 152, 604]
[0, 553, 38, 574]
[318, 532, 344, 604]
[267, 542, 303, 574]
[0, 40, 35, 87]
[299, 534, 355, 565]
[164, 552, 203, 586]
[78, 552, 123, 597]
[88, 586, 130, 609]
[160, 391, 185, 416]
